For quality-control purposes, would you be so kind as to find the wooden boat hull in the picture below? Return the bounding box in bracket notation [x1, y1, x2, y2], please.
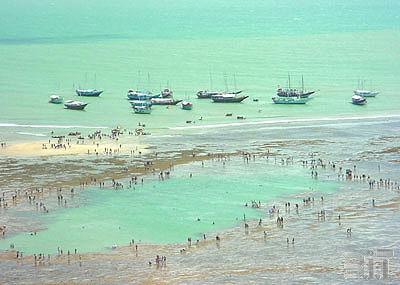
[64, 103, 88, 110]
[76, 90, 103, 97]
[352, 95, 367, 105]
[196, 91, 218, 99]
[134, 109, 151, 114]
[151, 99, 182, 105]
[127, 94, 159, 100]
[272, 97, 310, 104]
[277, 90, 315, 98]
[353, 90, 379, 97]
[49, 99, 63, 104]
[212, 96, 248, 103]
[352, 100, 367, 105]
[129, 101, 152, 107]
[182, 104, 193, 110]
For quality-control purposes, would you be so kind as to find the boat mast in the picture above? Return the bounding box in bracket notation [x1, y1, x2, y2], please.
[209, 71, 213, 90]
[233, 73, 237, 92]
[94, 73, 97, 89]
[223, 73, 228, 92]
[301, 75, 304, 92]
[288, 73, 291, 90]
[137, 70, 141, 90]
[147, 72, 151, 91]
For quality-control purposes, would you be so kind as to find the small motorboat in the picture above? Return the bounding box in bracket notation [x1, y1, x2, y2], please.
[211, 93, 248, 103]
[150, 98, 182, 105]
[76, 89, 103, 97]
[272, 96, 311, 104]
[352, 95, 367, 105]
[64, 100, 88, 110]
[353, 90, 379, 97]
[133, 106, 152, 114]
[49, 95, 63, 104]
[181, 101, 193, 110]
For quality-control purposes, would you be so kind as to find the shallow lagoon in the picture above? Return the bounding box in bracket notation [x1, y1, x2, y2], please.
[0, 157, 339, 254]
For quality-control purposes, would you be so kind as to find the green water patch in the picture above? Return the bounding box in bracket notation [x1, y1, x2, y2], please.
[0, 159, 339, 254]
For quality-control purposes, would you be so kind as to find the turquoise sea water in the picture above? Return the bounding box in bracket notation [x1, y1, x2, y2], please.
[2, 2, 400, 283]
[0, 0, 399, 140]
[0, 158, 339, 254]
[1, 0, 400, 258]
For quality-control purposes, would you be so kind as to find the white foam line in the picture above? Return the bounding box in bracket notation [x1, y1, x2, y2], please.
[16, 132, 47, 137]
[0, 123, 108, 129]
[169, 114, 400, 130]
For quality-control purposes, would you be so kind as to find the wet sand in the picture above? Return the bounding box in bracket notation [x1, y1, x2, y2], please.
[1, 134, 400, 284]
[1, 169, 400, 284]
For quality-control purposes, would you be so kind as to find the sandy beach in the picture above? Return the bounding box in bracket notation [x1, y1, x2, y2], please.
[0, 129, 150, 158]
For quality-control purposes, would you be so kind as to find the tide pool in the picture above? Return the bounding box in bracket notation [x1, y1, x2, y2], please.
[0, 157, 339, 254]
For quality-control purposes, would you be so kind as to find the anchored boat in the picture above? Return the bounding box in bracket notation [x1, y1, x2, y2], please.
[127, 90, 159, 100]
[64, 100, 88, 110]
[277, 75, 316, 98]
[130, 100, 152, 108]
[211, 93, 248, 103]
[49, 95, 63, 104]
[150, 98, 182, 105]
[133, 105, 152, 114]
[181, 101, 193, 110]
[352, 95, 367, 105]
[160, 88, 173, 98]
[76, 89, 103, 97]
[272, 96, 311, 104]
[353, 90, 379, 97]
[196, 90, 220, 99]
[354, 79, 379, 97]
